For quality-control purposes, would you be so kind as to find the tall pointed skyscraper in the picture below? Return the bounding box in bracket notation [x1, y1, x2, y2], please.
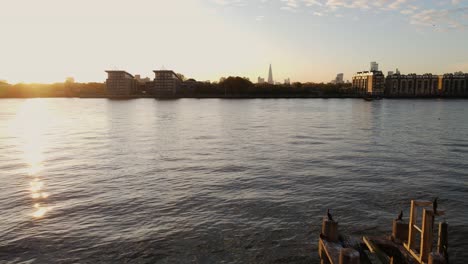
[268, 64, 274, 84]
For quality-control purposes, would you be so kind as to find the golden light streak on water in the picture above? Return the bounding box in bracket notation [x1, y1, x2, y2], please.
[9, 99, 54, 219]
[30, 179, 44, 192]
[32, 206, 51, 219]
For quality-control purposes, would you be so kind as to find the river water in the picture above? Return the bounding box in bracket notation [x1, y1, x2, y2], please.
[0, 98, 467, 263]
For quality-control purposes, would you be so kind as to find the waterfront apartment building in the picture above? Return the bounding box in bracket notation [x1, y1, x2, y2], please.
[352, 71, 385, 95]
[105, 71, 138, 97]
[152, 70, 183, 97]
[441, 73, 468, 96]
[385, 73, 441, 97]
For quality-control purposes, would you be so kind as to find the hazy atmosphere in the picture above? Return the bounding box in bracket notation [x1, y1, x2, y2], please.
[1, 1, 467, 263]
[0, 0, 467, 83]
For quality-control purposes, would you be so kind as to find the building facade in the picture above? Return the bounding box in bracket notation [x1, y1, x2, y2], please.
[152, 70, 182, 97]
[385, 73, 441, 97]
[352, 71, 385, 95]
[105, 71, 138, 97]
[441, 73, 468, 96]
[335, 73, 344, 84]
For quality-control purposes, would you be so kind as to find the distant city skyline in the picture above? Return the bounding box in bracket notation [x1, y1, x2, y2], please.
[0, 0, 467, 84]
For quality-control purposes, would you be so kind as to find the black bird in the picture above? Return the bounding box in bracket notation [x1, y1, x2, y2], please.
[327, 209, 334, 222]
[396, 210, 403, 221]
[433, 197, 438, 216]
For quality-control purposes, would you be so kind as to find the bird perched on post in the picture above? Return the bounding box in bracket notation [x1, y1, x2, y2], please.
[396, 210, 403, 221]
[327, 209, 334, 222]
[433, 197, 438, 216]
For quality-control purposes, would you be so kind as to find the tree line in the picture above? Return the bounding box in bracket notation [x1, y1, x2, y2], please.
[0, 77, 352, 98]
[0, 81, 105, 98]
[177, 77, 353, 97]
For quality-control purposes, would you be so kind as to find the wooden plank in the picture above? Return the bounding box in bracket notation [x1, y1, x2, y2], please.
[437, 222, 448, 255]
[408, 250, 421, 264]
[413, 225, 422, 233]
[421, 209, 434, 263]
[319, 237, 342, 264]
[406, 200, 418, 251]
[363, 236, 390, 264]
[394, 242, 420, 264]
[364, 250, 384, 264]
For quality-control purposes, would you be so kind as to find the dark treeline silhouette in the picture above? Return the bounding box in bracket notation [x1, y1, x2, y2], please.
[0, 81, 105, 98]
[177, 77, 354, 98]
[0, 77, 353, 98]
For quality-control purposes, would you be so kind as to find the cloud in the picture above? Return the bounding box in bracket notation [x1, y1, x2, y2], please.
[409, 7, 468, 30]
[211, 0, 246, 7]
[281, 0, 299, 8]
[400, 9, 414, 15]
[255, 15, 265, 21]
[388, 0, 407, 10]
[303, 0, 323, 6]
[280, 0, 300, 11]
[210, 0, 468, 31]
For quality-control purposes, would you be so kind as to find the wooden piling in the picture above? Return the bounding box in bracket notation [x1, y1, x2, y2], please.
[428, 252, 446, 264]
[420, 209, 435, 263]
[437, 222, 448, 255]
[339, 248, 360, 264]
[322, 218, 338, 242]
[392, 220, 409, 242]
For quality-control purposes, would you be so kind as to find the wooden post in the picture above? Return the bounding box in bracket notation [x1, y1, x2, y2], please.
[428, 252, 446, 264]
[392, 220, 409, 243]
[420, 209, 434, 263]
[407, 200, 417, 250]
[437, 222, 448, 255]
[339, 248, 360, 264]
[322, 217, 338, 242]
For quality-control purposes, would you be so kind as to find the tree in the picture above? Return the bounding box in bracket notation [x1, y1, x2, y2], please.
[176, 73, 187, 81]
[219, 76, 254, 95]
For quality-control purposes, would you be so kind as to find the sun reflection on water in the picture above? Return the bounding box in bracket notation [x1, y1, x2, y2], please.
[10, 99, 54, 219]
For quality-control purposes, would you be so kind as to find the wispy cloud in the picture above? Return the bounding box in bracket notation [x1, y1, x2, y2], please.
[281, 0, 300, 11]
[210, 0, 468, 30]
[408, 7, 468, 30]
[211, 0, 247, 7]
[255, 15, 265, 21]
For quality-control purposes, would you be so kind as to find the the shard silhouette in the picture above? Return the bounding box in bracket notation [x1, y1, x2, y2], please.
[268, 64, 274, 84]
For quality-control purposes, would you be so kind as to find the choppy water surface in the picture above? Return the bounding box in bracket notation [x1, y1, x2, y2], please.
[0, 99, 467, 263]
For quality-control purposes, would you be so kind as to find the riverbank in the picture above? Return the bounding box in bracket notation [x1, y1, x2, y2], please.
[1, 95, 467, 99]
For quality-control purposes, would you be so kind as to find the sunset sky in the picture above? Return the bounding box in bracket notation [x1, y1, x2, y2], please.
[0, 0, 467, 84]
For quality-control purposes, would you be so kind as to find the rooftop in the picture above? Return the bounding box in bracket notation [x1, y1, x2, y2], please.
[105, 70, 134, 78]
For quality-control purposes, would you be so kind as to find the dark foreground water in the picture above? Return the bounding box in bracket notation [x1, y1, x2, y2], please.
[0, 99, 467, 263]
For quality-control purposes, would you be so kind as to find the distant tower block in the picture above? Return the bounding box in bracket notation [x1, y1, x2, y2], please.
[268, 64, 274, 84]
[370, 61, 379, 72]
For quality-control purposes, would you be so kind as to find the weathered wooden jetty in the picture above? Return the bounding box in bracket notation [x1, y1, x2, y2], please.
[318, 200, 449, 264]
